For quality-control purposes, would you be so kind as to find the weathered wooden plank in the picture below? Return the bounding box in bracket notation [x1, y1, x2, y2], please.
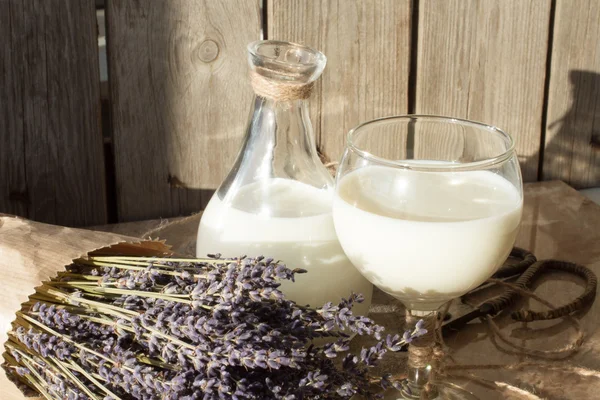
[0, 0, 27, 219]
[0, 0, 106, 226]
[542, 0, 600, 189]
[416, 0, 551, 182]
[268, 0, 412, 163]
[107, 0, 261, 221]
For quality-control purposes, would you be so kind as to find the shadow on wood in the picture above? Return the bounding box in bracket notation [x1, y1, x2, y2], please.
[543, 70, 600, 189]
[0, 0, 106, 227]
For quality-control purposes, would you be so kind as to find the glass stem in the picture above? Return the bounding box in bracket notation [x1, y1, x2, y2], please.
[401, 310, 439, 400]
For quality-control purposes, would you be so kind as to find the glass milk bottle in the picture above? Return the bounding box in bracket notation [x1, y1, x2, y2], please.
[196, 40, 372, 315]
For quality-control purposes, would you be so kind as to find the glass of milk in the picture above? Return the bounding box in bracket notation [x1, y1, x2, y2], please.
[196, 41, 373, 316]
[332, 115, 523, 398]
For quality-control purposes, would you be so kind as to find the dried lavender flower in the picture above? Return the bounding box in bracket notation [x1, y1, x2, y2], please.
[4, 255, 425, 400]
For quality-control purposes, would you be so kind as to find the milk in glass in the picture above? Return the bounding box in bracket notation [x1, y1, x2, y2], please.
[333, 166, 522, 311]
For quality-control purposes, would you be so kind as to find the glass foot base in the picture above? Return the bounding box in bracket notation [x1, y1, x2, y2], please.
[398, 388, 422, 399]
[393, 381, 477, 400]
[398, 381, 439, 400]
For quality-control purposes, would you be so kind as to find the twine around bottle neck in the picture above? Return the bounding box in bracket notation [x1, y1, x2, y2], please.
[250, 68, 315, 102]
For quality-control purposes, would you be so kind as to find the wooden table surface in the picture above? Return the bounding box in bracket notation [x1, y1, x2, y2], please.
[2, 181, 599, 399]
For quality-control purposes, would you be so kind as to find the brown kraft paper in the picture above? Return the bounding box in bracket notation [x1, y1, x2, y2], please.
[0, 214, 173, 399]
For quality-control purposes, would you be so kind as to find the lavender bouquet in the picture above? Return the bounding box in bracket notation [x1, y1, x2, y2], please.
[3, 254, 424, 400]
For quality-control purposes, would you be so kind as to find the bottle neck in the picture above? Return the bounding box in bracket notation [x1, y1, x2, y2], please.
[216, 94, 333, 201]
[249, 96, 317, 160]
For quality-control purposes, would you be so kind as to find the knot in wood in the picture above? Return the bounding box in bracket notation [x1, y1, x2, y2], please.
[198, 39, 219, 63]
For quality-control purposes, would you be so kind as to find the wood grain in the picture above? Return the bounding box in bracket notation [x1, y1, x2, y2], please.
[107, 0, 261, 221]
[0, 0, 27, 219]
[268, 0, 412, 163]
[542, 0, 600, 189]
[0, 0, 106, 226]
[416, 0, 551, 182]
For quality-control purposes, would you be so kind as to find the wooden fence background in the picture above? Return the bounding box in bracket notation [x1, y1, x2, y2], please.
[1, 0, 599, 227]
